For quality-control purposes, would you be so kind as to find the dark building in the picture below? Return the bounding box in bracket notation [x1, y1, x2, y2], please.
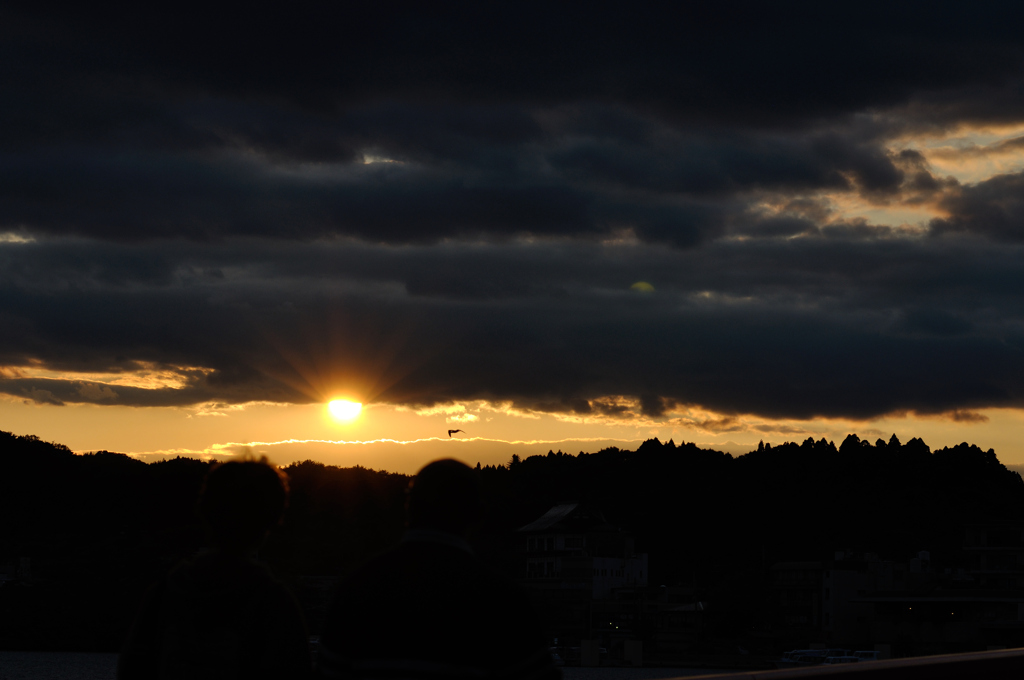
[771, 527, 1024, 657]
[964, 524, 1024, 590]
[858, 525, 1024, 656]
[519, 503, 648, 600]
[589, 585, 705, 662]
[518, 503, 648, 646]
[517, 503, 704, 665]
[0, 556, 31, 586]
[773, 551, 944, 653]
[773, 561, 825, 639]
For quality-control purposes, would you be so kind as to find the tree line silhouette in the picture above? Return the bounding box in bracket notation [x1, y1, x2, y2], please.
[2, 429, 1022, 650]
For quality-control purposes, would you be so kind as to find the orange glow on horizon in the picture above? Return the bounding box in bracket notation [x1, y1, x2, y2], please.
[5, 395, 1024, 475]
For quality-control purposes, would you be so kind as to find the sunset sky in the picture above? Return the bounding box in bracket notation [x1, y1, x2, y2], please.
[4, 3, 1024, 473]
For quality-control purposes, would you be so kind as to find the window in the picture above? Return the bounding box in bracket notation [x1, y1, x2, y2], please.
[825, 588, 830, 600]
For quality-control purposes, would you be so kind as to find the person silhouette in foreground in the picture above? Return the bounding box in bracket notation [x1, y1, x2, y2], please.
[119, 457, 310, 680]
[317, 458, 560, 680]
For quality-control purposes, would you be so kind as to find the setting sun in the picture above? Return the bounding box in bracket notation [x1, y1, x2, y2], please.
[328, 399, 363, 421]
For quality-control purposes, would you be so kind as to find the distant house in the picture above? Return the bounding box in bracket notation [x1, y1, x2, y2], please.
[773, 533, 1024, 656]
[517, 503, 649, 650]
[773, 561, 825, 634]
[0, 557, 29, 586]
[963, 524, 1024, 589]
[518, 503, 710, 663]
[774, 552, 934, 649]
[0, 561, 16, 587]
[590, 586, 705, 659]
[858, 526, 1024, 656]
[518, 502, 648, 599]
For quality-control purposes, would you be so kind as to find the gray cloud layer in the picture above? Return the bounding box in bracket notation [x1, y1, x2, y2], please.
[2, 2, 1024, 419]
[2, 236, 1023, 419]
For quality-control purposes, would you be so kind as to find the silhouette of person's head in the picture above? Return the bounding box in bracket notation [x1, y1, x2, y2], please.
[406, 458, 483, 536]
[198, 457, 289, 554]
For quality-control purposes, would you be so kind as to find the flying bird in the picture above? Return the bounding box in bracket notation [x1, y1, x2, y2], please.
[448, 429, 464, 438]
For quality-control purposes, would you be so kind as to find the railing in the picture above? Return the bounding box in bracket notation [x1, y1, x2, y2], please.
[682, 647, 1024, 679]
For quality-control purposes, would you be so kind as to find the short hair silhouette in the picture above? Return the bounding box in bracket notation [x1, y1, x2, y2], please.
[119, 456, 309, 680]
[317, 457, 558, 680]
[198, 456, 289, 551]
[406, 458, 482, 533]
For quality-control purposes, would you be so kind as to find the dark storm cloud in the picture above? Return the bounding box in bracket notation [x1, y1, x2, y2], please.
[3, 3, 1018, 245]
[11, 2, 1024, 124]
[546, 131, 908, 197]
[930, 171, 1024, 241]
[1, 124, 806, 246]
[0, 151, 598, 242]
[4, 2, 1024, 421]
[3, 236, 1024, 419]
[0, 110, 943, 246]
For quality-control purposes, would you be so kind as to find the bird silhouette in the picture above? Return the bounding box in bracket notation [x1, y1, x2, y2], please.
[448, 429, 464, 438]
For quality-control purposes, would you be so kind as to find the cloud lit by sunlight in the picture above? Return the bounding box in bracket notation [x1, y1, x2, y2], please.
[0, 232, 34, 243]
[892, 122, 1024, 184]
[0, 361, 213, 390]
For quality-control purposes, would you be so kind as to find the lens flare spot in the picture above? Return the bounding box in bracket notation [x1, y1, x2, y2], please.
[328, 399, 362, 421]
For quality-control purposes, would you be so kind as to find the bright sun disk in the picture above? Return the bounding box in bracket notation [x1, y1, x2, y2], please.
[328, 399, 362, 421]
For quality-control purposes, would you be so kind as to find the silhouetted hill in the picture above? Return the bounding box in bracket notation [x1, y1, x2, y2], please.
[478, 436, 1024, 580]
[1, 429, 1022, 650]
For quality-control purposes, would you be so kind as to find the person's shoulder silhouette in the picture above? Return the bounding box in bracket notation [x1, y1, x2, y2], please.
[317, 458, 559, 680]
[119, 457, 311, 680]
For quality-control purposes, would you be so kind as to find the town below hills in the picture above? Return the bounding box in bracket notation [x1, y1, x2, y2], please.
[2, 429, 1023, 662]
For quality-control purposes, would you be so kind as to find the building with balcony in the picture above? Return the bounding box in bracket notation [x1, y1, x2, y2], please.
[518, 503, 649, 646]
[519, 503, 648, 599]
